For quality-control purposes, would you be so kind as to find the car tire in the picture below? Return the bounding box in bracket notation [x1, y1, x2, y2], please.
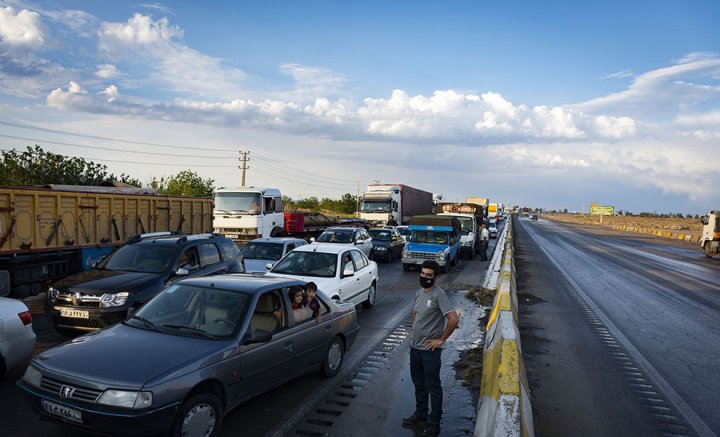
[402, 264, 410, 271]
[173, 392, 223, 437]
[362, 283, 376, 309]
[270, 227, 284, 237]
[320, 336, 345, 378]
[704, 242, 713, 258]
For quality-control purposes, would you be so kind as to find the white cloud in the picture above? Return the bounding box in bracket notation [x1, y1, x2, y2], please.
[96, 64, 120, 79]
[602, 69, 634, 79]
[0, 6, 45, 49]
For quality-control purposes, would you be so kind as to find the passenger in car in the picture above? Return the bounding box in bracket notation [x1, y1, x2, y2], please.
[305, 282, 321, 324]
[289, 286, 305, 310]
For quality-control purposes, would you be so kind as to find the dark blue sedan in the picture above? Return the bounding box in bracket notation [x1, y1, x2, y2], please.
[18, 275, 359, 436]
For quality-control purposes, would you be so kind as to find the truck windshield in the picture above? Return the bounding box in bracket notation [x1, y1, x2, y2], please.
[360, 199, 391, 212]
[214, 193, 262, 215]
[99, 245, 176, 273]
[457, 217, 474, 235]
[410, 231, 448, 245]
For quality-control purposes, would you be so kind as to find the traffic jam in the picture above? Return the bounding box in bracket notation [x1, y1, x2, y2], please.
[0, 184, 503, 436]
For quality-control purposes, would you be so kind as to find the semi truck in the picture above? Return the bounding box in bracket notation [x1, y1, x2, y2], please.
[402, 214, 461, 273]
[359, 184, 433, 225]
[0, 184, 213, 298]
[212, 187, 337, 246]
[700, 211, 720, 257]
[435, 203, 483, 259]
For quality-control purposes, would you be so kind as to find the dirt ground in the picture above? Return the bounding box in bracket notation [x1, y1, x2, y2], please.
[543, 214, 702, 237]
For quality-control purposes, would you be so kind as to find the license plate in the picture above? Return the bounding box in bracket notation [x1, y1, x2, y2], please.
[41, 399, 83, 423]
[58, 308, 89, 319]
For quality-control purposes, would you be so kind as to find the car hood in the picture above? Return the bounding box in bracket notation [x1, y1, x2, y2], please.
[405, 242, 448, 252]
[52, 269, 163, 293]
[244, 259, 275, 273]
[34, 324, 228, 389]
[370, 240, 391, 248]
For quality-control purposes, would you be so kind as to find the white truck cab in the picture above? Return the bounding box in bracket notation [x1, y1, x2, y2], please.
[700, 211, 720, 257]
[213, 187, 285, 246]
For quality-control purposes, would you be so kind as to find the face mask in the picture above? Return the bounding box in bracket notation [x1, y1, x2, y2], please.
[419, 276, 435, 289]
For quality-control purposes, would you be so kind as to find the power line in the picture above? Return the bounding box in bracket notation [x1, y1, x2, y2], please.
[251, 167, 363, 192]
[0, 134, 237, 159]
[0, 147, 237, 167]
[0, 120, 237, 152]
[253, 152, 363, 184]
[250, 159, 362, 189]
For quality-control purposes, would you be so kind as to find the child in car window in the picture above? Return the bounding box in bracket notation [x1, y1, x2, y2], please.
[289, 286, 305, 310]
[305, 282, 321, 324]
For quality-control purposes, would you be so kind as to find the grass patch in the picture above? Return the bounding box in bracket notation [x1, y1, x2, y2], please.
[465, 286, 496, 307]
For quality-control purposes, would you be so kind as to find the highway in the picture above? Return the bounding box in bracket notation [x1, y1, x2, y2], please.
[516, 217, 720, 437]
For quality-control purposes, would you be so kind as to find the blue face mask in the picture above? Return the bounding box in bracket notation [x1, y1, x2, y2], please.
[419, 276, 435, 289]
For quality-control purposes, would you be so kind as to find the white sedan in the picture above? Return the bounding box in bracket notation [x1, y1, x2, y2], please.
[0, 297, 36, 377]
[266, 244, 379, 308]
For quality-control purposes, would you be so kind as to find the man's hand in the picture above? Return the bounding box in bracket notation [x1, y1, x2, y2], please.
[426, 338, 444, 351]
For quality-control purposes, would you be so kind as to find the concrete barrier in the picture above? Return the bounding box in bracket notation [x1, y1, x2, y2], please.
[474, 219, 534, 437]
[611, 224, 702, 243]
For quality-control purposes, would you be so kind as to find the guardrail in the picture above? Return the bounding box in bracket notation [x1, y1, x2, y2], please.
[474, 218, 534, 437]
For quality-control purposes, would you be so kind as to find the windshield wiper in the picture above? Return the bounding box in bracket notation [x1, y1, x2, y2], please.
[130, 315, 160, 332]
[161, 324, 217, 339]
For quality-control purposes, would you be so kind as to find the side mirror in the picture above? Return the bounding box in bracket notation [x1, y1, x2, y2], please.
[244, 329, 273, 344]
[310, 237, 316, 243]
[175, 267, 189, 277]
[343, 265, 354, 277]
[701, 216, 709, 225]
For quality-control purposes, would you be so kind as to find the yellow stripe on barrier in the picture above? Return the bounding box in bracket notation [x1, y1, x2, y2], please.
[479, 337, 521, 398]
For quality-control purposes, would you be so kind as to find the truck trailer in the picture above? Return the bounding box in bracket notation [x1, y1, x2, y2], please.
[465, 197, 489, 218]
[359, 184, 433, 225]
[0, 185, 213, 298]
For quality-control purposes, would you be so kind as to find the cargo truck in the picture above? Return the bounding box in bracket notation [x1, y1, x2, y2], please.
[465, 197, 489, 218]
[213, 187, 338, 246]
[435, 202, 483, 259]
[0, 184, 213, 298]
[487, 202, 499, 220]
[401, 214, 461, 273]
[700, 211, 720, 257]
[359, 184, 433, 225]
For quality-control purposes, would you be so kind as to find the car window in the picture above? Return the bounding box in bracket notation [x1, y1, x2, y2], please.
[217, 238, 239, 260]
[100, 244, 176, 273]
[176, 247, 201, 271]
[250, 290, 285, 333]
[286, 243, 295, 252]
[271, 251, 337, 278]
[350, 250, 367, 269]
[317, 230, 353, 244]
[368, 230, 392, 241]
[340, 252, 355, 273]
[198, 243, 221, 266]
[273, 197, 284, 213]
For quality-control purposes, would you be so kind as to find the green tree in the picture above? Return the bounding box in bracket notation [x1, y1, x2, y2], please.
[340, 193, 357, 214]
[0, 145, 140, 186]
[295, 196, 320, 211]
[150, 170, 214, 197]
[282, 195, 294, 212]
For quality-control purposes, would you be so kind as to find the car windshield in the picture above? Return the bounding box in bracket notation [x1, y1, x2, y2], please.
[214, 192, 262, 215]
[129, 284, 251, 339]
[316, 230, 353, 244]
[360, 199, 391, 212]
[457, 217, 474, 235]
[98, 244, 176, 273]
[396, 227, 411, 236]
[410, 231, 448, 245]
[368, 230, 392, 241]
[270, 251, 337, 278]
[241, 242, 284, 261]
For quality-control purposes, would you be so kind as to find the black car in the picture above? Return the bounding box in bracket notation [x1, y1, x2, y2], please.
[45, 232, 243, 334]
[531, 214, 538, 221]
[368, 228, 405, 262]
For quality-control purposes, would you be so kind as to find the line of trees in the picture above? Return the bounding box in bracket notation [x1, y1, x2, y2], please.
[284, 193, 358, 215]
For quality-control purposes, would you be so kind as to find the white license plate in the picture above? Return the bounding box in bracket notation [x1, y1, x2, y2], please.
[41, 399, 83, 423]
[58, 308, 89, 319]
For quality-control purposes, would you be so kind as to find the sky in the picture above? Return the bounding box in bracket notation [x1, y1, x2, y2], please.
[1, 0, 720, 214]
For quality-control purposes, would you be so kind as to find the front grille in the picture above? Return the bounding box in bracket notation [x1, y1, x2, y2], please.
[56, 291, 103, 308]
[41, 375, 103, 403]
[406, 251, 438, 260]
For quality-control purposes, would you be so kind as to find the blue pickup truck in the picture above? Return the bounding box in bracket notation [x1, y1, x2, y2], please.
[401, 215, 461, 273]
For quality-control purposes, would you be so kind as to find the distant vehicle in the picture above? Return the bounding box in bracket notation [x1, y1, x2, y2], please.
[700, 211, 720, 257]
[531, 214, 538, 221]
[45, 232, 243, 334]
[488, 225, 498, 239]
[0, 297, 36, 377]
[359, 184, 433, 225]
[436, 202, 484, 259]
[19, 275, 359, 436]
[402, 215, 461, 273]
[395, 225, 413, 243]
[313, 227, 373, 258]
[240, 237, 307, 273]
[266, 244, 379, 308]
[368, 228, 405, 262]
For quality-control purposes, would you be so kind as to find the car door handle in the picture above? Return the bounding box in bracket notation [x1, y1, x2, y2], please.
[284, 342, 293, 352]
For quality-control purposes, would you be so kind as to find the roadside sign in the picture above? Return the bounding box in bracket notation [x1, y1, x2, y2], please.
[590, 205, 614, 216]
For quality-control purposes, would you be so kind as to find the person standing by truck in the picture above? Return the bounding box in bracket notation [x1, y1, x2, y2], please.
[479, 224, 489, 261]
[403, 260, 459, 436]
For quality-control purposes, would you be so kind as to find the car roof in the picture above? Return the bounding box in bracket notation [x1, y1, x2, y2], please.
[178, 274, 306, 294]
[129, 232, 226, 246]
[296, 243, 359, 254]
[247, 237, 306, 244]
[323, 227, 362, 232]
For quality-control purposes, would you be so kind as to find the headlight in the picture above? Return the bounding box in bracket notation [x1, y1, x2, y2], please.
[100, 292, 129, 307]
[22, 365, 42, 388]
[47, 287, 59, 300]
[97, 390, 152, 409]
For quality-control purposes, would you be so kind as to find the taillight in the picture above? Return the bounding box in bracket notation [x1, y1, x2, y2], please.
[18, 311, 32, 326]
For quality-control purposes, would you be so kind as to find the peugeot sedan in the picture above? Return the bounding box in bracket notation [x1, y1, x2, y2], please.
[19, 275, 358, 436]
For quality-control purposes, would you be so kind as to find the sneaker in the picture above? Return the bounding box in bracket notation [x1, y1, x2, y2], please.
[402, 413, 428, 427]
[423, 424, 441, 436]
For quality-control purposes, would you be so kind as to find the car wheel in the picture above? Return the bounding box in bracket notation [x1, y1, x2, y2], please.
[173, 393, 223, 437]
[402, 264, 410, 271]
[362, 283, 376, 308]
[704, 242, 713, 258]
[320, 336, 345, 377]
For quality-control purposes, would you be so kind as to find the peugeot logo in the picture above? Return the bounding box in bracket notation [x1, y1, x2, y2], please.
[60, 385, 76, 398]
[72, 292, 81, 306]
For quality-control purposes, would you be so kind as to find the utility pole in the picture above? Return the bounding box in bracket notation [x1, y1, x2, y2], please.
[238, 151, 250, 186]
[356, 182, 360, 218]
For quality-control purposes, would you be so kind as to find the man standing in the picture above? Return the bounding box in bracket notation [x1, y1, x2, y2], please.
[403, 260, 459, 436]
[479, 224, 489, 261]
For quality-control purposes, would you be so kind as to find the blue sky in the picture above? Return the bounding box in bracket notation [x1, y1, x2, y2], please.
[1, 0, 720, 213]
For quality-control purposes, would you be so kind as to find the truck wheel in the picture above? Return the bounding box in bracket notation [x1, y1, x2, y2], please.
[270, 227, 284, 237]
[704, 242, 713, 258]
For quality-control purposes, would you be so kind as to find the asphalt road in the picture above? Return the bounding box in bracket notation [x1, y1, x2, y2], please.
[0, 230, 501, 437]
[516, 217, 720, 437]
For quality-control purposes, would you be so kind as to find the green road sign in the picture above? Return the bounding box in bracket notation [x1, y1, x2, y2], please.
[590, 205, 614, 216]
